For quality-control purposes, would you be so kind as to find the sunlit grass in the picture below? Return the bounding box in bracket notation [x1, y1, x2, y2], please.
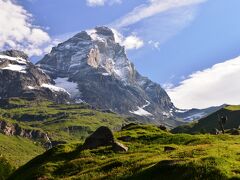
[10, 125, 240, 180]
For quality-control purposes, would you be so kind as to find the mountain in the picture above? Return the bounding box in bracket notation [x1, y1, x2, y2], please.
[172, 105, 240, 134]
[37, 26, 180, 127]
[0, 50, 69, 103]
[175, 105, 225, 122]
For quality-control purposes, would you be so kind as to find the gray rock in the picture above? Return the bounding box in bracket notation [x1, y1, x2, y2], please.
[112, 142, 128, 152]
[158, 125, 167, 131]
[82, 126, 114, 149]
[164, 146, 176, 152]
[0, 120, 51, 148]
[231, 128, 240, 135]
[210, 128, 221, 135]
[82, 126, 128, 152]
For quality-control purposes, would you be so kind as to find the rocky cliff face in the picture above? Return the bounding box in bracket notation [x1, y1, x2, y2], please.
[38, 27, 180, 126]
[0, 120, 52, 148]
[0, 120, 45, 139]
[0, 50, 70, 103]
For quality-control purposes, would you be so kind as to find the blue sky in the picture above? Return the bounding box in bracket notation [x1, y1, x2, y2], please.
[1, 0, 240, 108]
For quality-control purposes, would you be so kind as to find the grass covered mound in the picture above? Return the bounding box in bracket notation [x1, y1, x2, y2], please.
[172, 105, 240, 134]
[10, 125, 240, 180]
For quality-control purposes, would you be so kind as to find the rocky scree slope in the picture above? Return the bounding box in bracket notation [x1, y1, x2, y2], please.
[0, 50, 69, 103]
[38, 27, 180, 126]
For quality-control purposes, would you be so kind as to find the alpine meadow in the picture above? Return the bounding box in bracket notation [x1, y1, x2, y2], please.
[0, 0, 240, 180]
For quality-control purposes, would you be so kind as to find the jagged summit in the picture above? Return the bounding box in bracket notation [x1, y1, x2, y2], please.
[40, 26, 133, 82]
[87, 26, 115, 40]
[38, 26, 180, 126]
[0, 50, 70, 103]
[0, 50, 29, 60]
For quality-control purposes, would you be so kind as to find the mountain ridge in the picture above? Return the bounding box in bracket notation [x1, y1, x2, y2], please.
[0, 50, 70, 103]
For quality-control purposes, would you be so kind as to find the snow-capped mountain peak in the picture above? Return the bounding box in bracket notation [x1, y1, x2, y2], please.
[38, 26, 180, 127]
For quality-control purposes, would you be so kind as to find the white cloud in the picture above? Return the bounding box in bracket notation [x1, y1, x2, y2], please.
[162, 83, 174, 90]
[167, 56, 240, 109]
[111, 29, 144, 50]
[0, 0, 51, 56]
[86, 0, 105, 6]
[148, 40, 160, 49]
[112, 0, 207, 28]
[86, 0, 122, 7]
[123, 36, 144, 50]
[110, 0, 207, 51]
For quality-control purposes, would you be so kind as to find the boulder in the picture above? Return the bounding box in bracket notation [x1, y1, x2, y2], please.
[82, 126, 114, 149]
[164, 146, 176, 152]
[112, 142, 128, 152]
[158, 125, 167, 131]
[210, 128, 221, 135]
[82, 126, 128, 152]
[231, 128, 240, 135]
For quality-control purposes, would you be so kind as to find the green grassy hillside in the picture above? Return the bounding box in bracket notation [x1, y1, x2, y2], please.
[0, 134, 45, 180]
[0, 98, 127, 179]
[0, 134, 44, 167]
[0, 98, 125, 143]
[10, 125, 240, 180]
[172, 105, 240, 134]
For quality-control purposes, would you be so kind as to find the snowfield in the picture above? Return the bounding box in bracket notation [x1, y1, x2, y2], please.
[130, 100, 153, 116]
[41, 83, 69, 94]
[54, 78, 80, 98]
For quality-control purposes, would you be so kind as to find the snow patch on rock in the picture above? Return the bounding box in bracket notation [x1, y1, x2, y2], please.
[175, 109, 188, 113]
[0, 54, 27, 64]
[86, 29, 105, 43]
[2, 64, 27, 73]
[41, 83, 69, 94]
[27, 86, 35, 90]
[54, 78, 80, 98]
[102, 73, 110, 76]
[130, 107, 153, 116]
[184, 112, 206, 121]
[130, 100, 152, 116]
[162, 111, 172, 118]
